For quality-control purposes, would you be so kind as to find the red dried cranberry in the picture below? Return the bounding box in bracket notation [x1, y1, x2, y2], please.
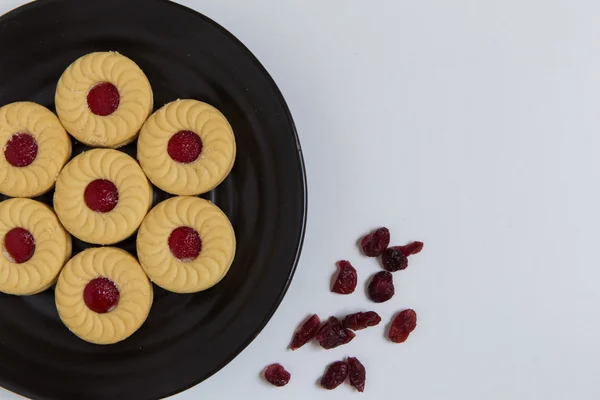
[347, 357, 366, 392]
[368, 271, 395, 303]
[320, 361, 348, 390]
[316, 316, 354, 349]
[264, 363, 291, 387]
[83, 277, 120, 313]
[343, 329, 356, 344]
[4, 133, 38, 167]
[343, 311, 381, 331]
[331, 260, 357, 294]
[382, 247, 408, 272]
[84, 179, 119, 213]
[360, 227, 390, 257]
[87, 82, 120, 116]
[167, 130, 203, 164]
[168, 226, 202, 261]
[3, 227, 35, 263]
[290, 314, 321, 350]
[396, 241, 424, 256]
[389, 309, 417, 343]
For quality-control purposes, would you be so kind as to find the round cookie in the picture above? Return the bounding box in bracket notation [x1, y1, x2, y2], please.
[137, 196, 236, 293]
[55, 52, 153, 148]
[137, 99, 236, 195]
[55, 247, 153, 345]
[0, 198, 72, 295]
[54, 149, 153, 245]
[0, 102, 71, 197]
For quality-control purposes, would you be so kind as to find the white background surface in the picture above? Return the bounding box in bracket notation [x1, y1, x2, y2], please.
[1, 0, 600, 399]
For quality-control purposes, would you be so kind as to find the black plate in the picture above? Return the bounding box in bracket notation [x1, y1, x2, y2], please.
[0, 0, 306, 399]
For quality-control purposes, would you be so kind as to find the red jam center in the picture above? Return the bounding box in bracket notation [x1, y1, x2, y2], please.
[4, 133, 38, 167]
[83, 277, 120, 314]
[87, 82, 120, 116]
[167, 130, 203, 164]
[84, 179, 119, 213]
[168, 226, 202, 261]
[3, 227, 35, 263]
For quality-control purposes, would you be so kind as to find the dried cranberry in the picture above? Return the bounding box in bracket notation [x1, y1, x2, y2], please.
[347, 357, 366, 392]
[290, 314, 321, 350]
[389, 309, 417, 343]
[382, 247, 408, 272]
[368, 271, 395, 302]
[316, 316, 354, 349]
[331, 260, 357, 294]
[396, 241, 424, 256]
[343, 311, 381, 331]
[264, 363, 291, 387]
[320, 361, 348, 390]
[360, 227, 390, 257]
[343, 329, 356, 344]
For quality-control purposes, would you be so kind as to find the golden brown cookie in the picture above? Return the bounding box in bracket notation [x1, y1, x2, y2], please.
[55, 52, 153, 148]
[0, 198, 71, 295]
[136, 196, 236, 293]
[55, 247, 153, 345]
[0, 102, 71, 197]
[54, 149, 153, 245]
[137, 99, 236, 195]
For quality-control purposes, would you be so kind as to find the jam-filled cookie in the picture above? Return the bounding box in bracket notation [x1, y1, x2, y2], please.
[0, 198, 72, 295]
[54, 149, 152, 245]
[55, 247, 153, 345]
[136, 196, 236, 293]
[55, 52, 153, 148]
[137, 99, 236, 195]
[0, 102, 71, 197]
